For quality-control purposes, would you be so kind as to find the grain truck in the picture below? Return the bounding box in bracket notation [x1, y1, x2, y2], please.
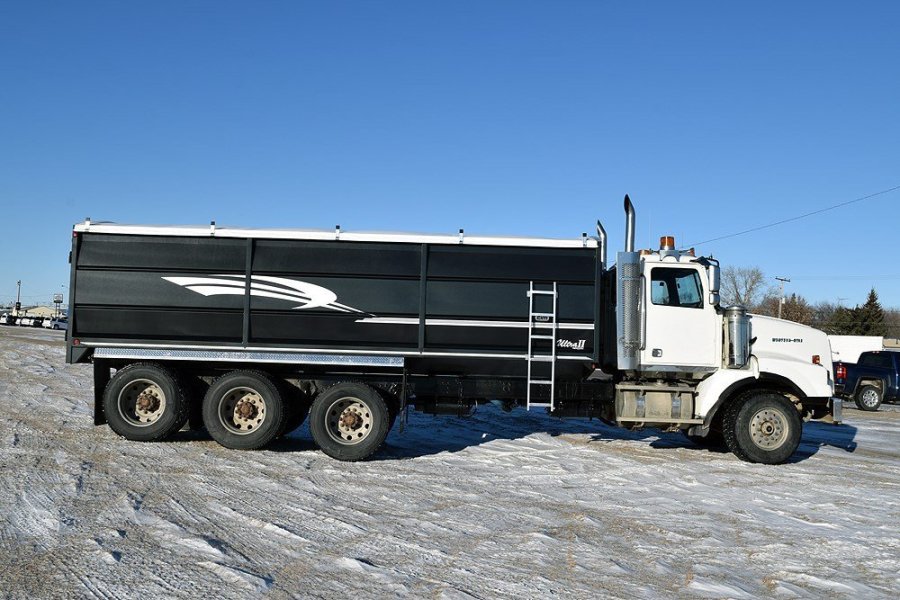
[66, 196, 840, 463]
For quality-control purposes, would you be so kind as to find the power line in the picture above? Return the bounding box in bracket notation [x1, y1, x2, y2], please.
[790, 275, 900, 281]
[685, 183, 900, 247]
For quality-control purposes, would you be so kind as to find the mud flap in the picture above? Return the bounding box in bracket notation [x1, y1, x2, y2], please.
[93, 359, 111, 425]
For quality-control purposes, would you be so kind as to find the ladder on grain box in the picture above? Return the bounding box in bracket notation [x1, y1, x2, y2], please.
[526, 281, 557, 411]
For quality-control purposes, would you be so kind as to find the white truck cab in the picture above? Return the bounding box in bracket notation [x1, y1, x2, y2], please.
[609, 197, 838, 464]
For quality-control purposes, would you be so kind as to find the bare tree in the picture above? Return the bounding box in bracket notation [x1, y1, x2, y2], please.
[812, 300, 840, 332]
[885, 308, 900, 340]
[756, 293, 814, 325]
[720, 266, 768, 308]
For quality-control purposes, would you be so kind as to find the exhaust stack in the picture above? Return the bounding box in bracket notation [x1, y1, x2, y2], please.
[616, 194, 641, 371]
[624, 194, 635, 252]
[596, 220, 607, 269]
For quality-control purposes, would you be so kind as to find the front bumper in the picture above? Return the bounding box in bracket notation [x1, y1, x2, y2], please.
[806, 396, 842, 425]
[831, 397, 843, 424]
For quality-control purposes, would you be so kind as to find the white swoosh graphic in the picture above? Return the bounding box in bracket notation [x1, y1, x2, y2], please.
[163, 275, 364, 313]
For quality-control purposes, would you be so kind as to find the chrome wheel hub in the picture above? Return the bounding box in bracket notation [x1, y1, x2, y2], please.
[118, 379, 166, 427]
[326, 397, 373, 445]
[219, 387, 267, 434]
[749, 408, 788, 450]
[861, 389, 879, 407]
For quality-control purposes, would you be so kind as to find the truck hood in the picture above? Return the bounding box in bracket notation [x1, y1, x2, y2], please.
[749, 314, 833, 379]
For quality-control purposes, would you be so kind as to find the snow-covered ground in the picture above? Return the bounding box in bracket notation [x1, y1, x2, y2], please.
[0, 327, 898, 599]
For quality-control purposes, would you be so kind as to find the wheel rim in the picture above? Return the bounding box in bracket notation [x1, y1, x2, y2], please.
[325, 396, 374, 445]
[748, 407, 789, 450]
[860, 389, 880, 408]
[118, 379, 167, 427]
[218, 387, 267, 435]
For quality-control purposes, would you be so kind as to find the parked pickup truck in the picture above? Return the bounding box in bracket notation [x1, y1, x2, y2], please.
[834, 350, 900, 411]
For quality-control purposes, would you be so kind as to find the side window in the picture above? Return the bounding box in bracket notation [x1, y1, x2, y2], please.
[860, 353, 892, 368]
[651, 280, 670, 305]
[650, 268, 704, 309]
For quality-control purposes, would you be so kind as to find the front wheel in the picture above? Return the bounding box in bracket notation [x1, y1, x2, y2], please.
[855, 385, 883, 411]
[309, 383, 391, 461]
[722, 392, 802, 464]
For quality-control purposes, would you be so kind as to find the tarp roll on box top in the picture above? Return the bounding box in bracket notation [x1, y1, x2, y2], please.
[70, 228, 608, 376]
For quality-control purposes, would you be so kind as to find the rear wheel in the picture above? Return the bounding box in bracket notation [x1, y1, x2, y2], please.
[103, 363, 188, 442]
[855, 385, 883, 411]
[203, 370, 285, 450]
[722, 392, 802, 464]
[309, 383, 390, 461]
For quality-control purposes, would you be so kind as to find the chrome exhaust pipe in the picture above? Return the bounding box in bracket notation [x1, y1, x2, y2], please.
[624, 194, 635, 252]
[596, 220, 607, 269]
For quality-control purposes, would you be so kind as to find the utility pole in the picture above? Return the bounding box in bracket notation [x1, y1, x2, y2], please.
[775, 276, 790, 319]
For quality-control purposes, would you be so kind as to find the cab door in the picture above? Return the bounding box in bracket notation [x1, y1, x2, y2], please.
[641, 264, 718, 371]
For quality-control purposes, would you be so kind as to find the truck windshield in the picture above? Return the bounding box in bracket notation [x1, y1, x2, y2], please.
[650, 268, 703, 308]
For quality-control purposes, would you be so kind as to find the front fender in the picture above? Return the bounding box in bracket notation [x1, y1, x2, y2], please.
[757, 356, 833, 399]
[695, 365, 758, 420]
[695, 355, 833, 421]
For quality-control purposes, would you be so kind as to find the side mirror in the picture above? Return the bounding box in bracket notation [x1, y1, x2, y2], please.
[707, 264, 720, 306]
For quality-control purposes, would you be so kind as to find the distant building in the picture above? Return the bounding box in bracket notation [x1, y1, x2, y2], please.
[19, 306, 59, 318]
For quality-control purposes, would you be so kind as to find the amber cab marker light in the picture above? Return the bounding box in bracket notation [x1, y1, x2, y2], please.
[659, 235, 675, 250]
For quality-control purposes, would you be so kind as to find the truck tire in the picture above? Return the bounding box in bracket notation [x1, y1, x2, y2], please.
[309, 383, 391, 461]
[854, 385, 883, 411]
[103, 363, 188, 442]
[202, 370, 285, 450]
[722, 391, 802, 464]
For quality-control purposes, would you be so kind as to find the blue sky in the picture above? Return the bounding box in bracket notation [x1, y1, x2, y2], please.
[1, 1, 898, 309]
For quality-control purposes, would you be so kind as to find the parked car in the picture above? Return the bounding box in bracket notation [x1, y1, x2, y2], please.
[44, 317, 67, 330]
[0, 313, 16, 326]
[18, 317, 33, 327]
[834, 350, 900, 411]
